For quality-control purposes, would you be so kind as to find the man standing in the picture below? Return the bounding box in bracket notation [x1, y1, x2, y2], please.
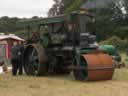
[11, 43, 24, 76]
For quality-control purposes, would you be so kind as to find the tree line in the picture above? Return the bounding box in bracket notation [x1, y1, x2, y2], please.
[0, 16, 41, 39]
[0, 0, 127, 41]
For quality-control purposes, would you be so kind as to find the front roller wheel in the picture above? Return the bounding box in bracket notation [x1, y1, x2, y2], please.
[24, 44, 47, 76]
[73, 53, 114, 81]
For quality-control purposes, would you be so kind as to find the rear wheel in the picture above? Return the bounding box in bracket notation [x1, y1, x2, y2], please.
[24, 44, 47, 76]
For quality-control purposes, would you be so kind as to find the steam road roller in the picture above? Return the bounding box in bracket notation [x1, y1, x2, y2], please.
[19, 11, 114, 81]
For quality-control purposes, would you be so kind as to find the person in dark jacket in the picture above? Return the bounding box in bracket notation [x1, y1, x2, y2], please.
[11, 43, 24, 76]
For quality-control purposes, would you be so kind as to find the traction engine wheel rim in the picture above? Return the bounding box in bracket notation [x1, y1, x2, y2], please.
[73, 56, 88, 81]
[24, 44, 47, 76]
[28, 48, 38, 75]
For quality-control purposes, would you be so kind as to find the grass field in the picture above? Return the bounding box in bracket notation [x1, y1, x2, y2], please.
[0, 53, 128, 96]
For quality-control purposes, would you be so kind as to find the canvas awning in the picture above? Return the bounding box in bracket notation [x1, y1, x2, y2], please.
[19, 15, 65, 26]
[0, 35, 24, 41]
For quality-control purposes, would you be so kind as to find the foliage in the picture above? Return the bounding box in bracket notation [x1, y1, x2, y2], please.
[64, 0, 82, 14]
[48, 0, 128, 41]
[48, 0, 84, 16]
[88, 0, 128, 40]
[0, 16, 21, 32]
[100, 36, 128, 50]
[0, 0, 127, 42]
[0, 16, 41, 39]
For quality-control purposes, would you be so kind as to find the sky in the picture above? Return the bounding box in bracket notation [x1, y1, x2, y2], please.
[0, 0, 54, 18]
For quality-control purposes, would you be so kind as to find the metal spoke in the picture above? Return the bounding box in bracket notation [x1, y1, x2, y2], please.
[24, 44, 47, 76]
[28, 48, 39, 75]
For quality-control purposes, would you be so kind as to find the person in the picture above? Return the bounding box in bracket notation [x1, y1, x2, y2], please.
[11, 42, 24, 76]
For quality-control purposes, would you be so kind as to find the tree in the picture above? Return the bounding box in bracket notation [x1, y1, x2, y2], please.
[48, 0, 63, 16]
[48, 0, 84, 16]
[48, 0, 128, 40]
[81, 0, 128, 40]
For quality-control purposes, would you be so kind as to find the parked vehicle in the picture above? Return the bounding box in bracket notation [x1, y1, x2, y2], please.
[19, 11, 114, 81]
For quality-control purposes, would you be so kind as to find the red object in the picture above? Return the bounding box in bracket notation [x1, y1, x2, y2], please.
[0, 35, 24, 59]
[82, 52, 114, 81]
